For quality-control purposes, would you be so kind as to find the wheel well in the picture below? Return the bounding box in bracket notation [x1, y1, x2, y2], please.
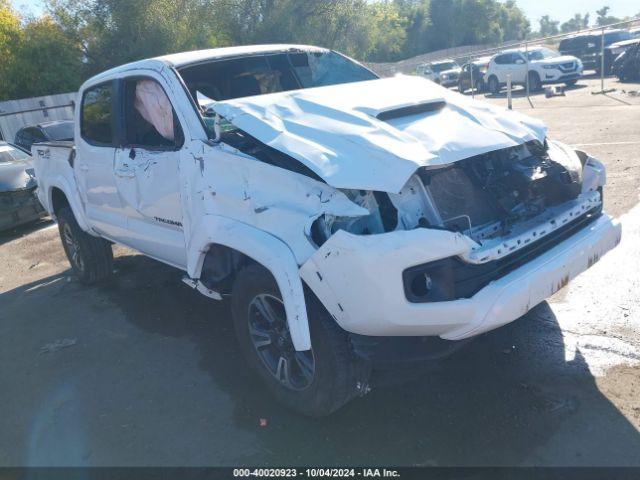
[199, 244, 261, 294]
[51, 187, 70, 216]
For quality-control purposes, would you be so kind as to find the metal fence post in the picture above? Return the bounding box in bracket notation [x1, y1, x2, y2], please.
[600, 27, 605, 93]
[469, 55, 474, 99]
[525, 41, 534, 108]
[507, 74, 512, 110]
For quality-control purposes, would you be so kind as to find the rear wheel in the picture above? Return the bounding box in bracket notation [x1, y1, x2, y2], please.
[488, 76, 500, 95]
[57, 206, 113, 284]
[458, 79, 466, 93]
[231, 264, 361, 416]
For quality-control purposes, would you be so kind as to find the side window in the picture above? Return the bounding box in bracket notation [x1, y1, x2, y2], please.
[494, 54, 508, 65]
[122, 78, 183, 150]
[81, 83, 114, 146]
[26, 127, 46, 142]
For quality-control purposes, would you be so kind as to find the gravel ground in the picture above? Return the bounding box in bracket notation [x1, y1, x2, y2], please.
[0, 76, 639, 467]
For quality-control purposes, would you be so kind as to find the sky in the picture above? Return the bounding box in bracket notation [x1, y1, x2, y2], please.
[8, 0, 640, 26]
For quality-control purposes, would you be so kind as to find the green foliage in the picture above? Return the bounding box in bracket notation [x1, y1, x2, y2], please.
[7, 0, 636, 101]
[538, 15, 559, 37]
[595, 6, 621, 27]
[560, 13, 590, 33]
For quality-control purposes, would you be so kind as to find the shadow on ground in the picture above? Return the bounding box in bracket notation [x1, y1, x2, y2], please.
[1, 253, 639, 466]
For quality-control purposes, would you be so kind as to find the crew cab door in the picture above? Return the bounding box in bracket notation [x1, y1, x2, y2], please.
[511, 53, 529, 84]
[75, 80, 128, 238]
[112, 74, 187, 268]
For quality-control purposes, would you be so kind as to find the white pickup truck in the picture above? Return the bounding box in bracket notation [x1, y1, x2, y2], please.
[33, 44, 621, 416]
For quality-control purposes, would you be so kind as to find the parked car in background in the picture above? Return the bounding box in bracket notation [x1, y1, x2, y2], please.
[485, 47, 583, 94]
[0, 142, 45, 230]
[14, 120, 74, 153]
[457, 56, 491, 93]
[613, 40, 640, 82]
[605, 38, 640, 75]
[33, 44, 620, 415]
[416, 60, 461, 87]
[559, 29, 632, 73]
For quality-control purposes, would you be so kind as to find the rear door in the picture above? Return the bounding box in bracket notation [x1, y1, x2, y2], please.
[112, 73, 186, 268]
[75, 80, 127, 238]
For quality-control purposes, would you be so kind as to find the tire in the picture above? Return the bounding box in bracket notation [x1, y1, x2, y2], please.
[458, 79, 465, 93]
[57, 206, 113, 285]
[488, 76, 500, 95]
[476, 79, 485, 93]
[565, 79, 578, 87]
[528, 71, 542, 92]
[231, 264, 361, 416]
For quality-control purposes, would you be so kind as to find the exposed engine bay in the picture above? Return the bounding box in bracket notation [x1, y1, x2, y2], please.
[311, 139, 592, 251]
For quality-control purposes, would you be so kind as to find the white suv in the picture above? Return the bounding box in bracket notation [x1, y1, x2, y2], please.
[416, 60, 461, 87]
[485, 47, 583, 94]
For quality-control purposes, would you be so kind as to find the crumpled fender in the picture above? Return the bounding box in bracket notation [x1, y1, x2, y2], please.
[187, 214, 311, 351]
[44, 176, 94, 234]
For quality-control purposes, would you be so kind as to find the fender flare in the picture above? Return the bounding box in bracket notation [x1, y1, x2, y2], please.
[187, 215, 311, 351]
[46, 177, 94, 234]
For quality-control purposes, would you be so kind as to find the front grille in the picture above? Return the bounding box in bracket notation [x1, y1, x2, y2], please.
[560, 62, 576, 72]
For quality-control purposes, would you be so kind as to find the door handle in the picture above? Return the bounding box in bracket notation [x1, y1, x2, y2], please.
[79, 163, 89, 172]
[115, 168, 136, 178]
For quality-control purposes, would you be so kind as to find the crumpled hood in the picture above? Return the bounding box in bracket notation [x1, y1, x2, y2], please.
[212, 75, 547, 193]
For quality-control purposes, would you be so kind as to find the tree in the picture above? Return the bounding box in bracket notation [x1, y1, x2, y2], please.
[538, 15, 559, 37]
[596, 6, 621, 27]
[0, 0, 21, 99]
[5, 16, 83, 99]
[561, 13, 590, 33]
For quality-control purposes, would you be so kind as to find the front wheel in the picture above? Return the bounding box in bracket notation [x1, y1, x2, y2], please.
[528, 71, 542, 92]
[57, 206, 113, 284]
[488, 76, 500, 95]
[231, 264, 362, 416]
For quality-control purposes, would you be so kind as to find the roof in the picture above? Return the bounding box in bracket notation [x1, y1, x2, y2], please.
[82, 44, 328, 87]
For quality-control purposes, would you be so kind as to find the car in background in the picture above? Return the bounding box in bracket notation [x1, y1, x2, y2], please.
[0, 142, 45, 231]
[14, 120, 74, 153]
[457, 56, 492, 93]
[484, 47, 582, 94]
[416, 59, 461, 87]
[559, 29, 632, 73]
[613, 40, 640, 82]
[605, 38, 640, 75]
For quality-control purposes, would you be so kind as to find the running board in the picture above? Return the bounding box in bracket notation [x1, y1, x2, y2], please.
[181, 276, 223, 301]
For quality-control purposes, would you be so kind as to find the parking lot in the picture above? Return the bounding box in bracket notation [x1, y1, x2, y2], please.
[1, 76, 639, 467]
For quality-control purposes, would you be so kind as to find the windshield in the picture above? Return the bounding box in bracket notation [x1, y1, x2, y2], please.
[527, 48, 560, 61]
[179, 50, 378, 107]
[43, 121, 74, 141]
[431, 62, 457, 73]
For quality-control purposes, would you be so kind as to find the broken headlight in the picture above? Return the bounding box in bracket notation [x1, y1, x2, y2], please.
[310, 190, 396, 247]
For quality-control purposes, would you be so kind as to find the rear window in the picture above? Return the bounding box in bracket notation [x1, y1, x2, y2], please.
[81, 83, 114, 146]
[43, 122, 74, 141]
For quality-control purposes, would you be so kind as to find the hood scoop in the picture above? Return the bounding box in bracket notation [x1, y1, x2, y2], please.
[374, 100, 446, 122]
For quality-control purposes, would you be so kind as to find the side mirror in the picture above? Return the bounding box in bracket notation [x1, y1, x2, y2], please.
[515, 58, 525, 65]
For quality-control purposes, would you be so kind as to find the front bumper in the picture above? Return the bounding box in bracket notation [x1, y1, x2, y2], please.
[541, 71, 582, 84]
[300, 213, 621, 341]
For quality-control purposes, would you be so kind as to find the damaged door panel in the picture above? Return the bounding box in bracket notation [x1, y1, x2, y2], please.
[34, 45, 621, 416]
